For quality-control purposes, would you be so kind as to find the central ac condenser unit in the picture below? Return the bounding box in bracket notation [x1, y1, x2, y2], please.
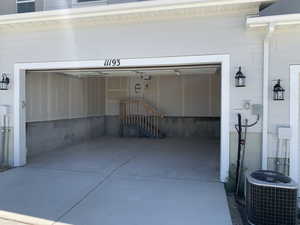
[246, 170, 298, 225]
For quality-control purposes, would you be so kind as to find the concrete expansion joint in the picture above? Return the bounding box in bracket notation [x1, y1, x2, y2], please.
[52, 155, 137, 225]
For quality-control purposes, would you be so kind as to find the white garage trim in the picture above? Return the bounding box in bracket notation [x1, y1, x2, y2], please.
[1, 0, 271, 26]
[14, 54, 230, 182]
[247, 13, 300, 28]
[290, 65, 300, 191]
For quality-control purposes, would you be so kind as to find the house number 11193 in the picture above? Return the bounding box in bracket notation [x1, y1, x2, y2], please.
[104, 59, 121, 67]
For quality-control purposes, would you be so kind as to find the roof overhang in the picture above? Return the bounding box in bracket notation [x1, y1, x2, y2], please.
[0, 0, 275, 27]
[247, 13, 300, 28]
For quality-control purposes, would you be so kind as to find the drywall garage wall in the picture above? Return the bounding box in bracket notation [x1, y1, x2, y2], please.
[106, 73, 221, 116]
[26, 70, 220, 157]
[105, 72, 221, 137]
[26, 72, 105, 156]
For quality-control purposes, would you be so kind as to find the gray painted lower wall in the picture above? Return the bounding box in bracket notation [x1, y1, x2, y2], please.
[104, 116, 120, 137]
[26, 116, 105, 157]
[161, 117, 220, 138]
[104, 116, 220, 138]
[27, 116, 220, 157]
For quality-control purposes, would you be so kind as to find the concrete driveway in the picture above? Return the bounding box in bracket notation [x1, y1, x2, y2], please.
[0, 137, 232, 225]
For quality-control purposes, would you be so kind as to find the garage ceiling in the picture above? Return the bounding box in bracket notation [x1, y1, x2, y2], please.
[29, 65, 221, 78]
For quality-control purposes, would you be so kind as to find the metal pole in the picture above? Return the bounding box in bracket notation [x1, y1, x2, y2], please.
[235, 113, 242, 194]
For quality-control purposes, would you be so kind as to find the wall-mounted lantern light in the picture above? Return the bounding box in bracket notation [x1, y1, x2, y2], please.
[273, 79, 285, 101]
[235, 66, 246, 87]
[0, 73, 10, 90]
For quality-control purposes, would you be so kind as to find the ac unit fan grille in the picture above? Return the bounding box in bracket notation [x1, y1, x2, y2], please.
[246, 179, 297, 225]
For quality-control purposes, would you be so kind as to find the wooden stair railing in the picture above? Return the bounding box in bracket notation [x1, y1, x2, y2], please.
[120, 99, 165, 138]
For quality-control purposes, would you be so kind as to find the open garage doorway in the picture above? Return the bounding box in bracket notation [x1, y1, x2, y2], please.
[25, 65, 221, 182]
[14, 55, 230, 182]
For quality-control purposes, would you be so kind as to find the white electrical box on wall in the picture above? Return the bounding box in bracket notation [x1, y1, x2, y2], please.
[278, 127, 291, 140]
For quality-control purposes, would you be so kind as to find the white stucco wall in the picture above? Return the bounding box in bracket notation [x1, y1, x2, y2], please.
[0, 7, 271, 173]
[0, 9, 264, 128]
[267, 26, 300, 173]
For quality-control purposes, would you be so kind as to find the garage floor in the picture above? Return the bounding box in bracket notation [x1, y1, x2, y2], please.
[0, 137, 232, 225]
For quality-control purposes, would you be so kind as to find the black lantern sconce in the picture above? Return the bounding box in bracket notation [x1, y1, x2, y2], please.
[0, 73, 10, 90]
[273, 79, 285, 101]
[235, 66, 246, 87]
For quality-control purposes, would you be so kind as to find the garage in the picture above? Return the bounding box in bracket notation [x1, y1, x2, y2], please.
[13, 56, 230, 181]
[25, 64, 221, 181]
[0, 0, 299, 223]
[3, 56, 231, 224]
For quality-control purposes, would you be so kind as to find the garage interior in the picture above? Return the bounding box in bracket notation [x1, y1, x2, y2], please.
[16, 65, 230, 224]
[25, 65, 221, 175]
[26, 65, 221, 175]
